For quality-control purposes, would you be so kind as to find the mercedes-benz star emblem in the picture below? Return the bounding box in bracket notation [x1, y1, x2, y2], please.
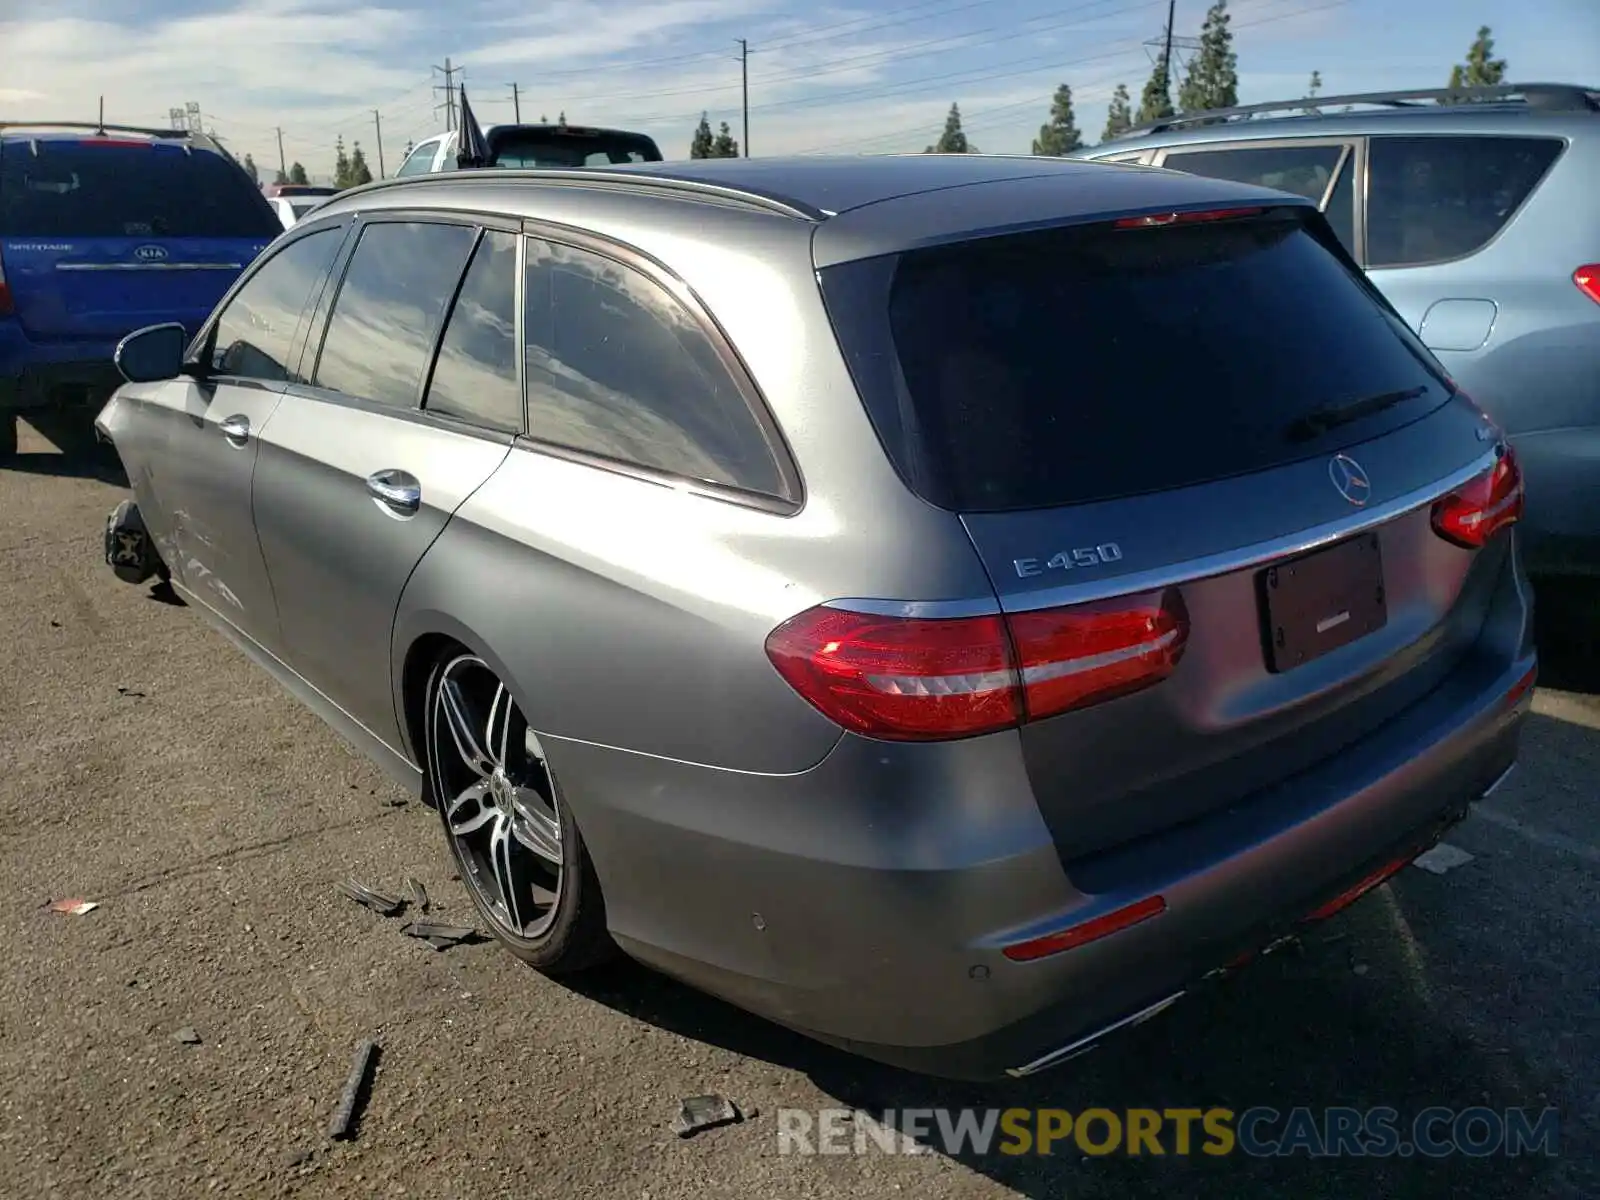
[1328, 454, 1371, 507]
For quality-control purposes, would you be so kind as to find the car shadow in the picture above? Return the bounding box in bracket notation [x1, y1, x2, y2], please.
[562, 891, 1573, 1198]
[1531, 577, 1600, 695]
[2, 413, 127, 485]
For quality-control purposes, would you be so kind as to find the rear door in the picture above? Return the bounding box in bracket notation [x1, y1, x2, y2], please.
[252, 215, 516, 755]
[820, 205, 1501, 861]
[0, 136, 279, 345]
[1155, 138, 1360, 258]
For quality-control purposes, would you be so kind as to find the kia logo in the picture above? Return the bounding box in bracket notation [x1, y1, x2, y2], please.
[132, 244, 169, 263]
[1328, 454, 1372, 507]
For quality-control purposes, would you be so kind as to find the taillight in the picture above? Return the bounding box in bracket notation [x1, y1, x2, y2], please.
[1113, 206, 1265, 229]
[1430, 445, 1524, 549]
[0, 245, 12, 317]
[1575, 264, 1600, 306]
[763, 589, 1190, 742]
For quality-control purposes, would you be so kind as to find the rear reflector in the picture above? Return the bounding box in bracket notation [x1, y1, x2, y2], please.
[1302, 854, 1414, 923]
[1114, 206, 1266, 229]
[764, 589, 1190, 742]
[1002, 895, 1167, 962]
[1506, 664, 1538, 707]
[1574, 264, 1600, 306]
[1431, 444, 1524, 549]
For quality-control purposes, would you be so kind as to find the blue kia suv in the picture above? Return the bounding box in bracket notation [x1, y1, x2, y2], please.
[0, 122, 280, 460]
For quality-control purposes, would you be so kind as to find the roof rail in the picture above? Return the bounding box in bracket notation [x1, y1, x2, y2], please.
[1120, 82, 1600, 138]
[0, 120, 194, 140]
[335, 167, 831, 222]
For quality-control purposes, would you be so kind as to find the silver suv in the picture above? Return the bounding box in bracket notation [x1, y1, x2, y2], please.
[96, 155, 1535, 1080]
[1073, 82, 1600, 580]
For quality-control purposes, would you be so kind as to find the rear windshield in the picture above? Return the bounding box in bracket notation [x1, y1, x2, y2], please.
[0, 140, 281, 239]
[820, 208, 1453, 512]
[490, 131, 662, 168]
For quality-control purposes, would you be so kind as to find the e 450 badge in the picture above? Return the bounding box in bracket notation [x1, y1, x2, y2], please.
[1013, 542, 1123, 579]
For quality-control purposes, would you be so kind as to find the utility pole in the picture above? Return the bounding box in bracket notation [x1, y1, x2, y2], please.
[508, 83, 521, 124]
[372, 110, 386, 178]
[432, 57, 460, 131]
[275, 127, 286, 178]
[737, 39, 750, 157]
[97, 96, 105, 131]
[1161, 0, 1175, 87]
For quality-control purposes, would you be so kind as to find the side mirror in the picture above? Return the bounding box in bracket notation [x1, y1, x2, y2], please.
[114, 323, 188, 384]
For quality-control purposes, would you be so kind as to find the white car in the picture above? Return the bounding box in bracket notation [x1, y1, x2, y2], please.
[269, 195, 326, 230]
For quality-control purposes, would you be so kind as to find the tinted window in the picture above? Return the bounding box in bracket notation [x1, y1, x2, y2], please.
[425, 231, 521, 433]
[313, 221, 477, 408]
[522, 238, 783, 496]
[210, 228, 344, 381]
[821, 210, 1452, 512]
[1160, 143, 1347, 203]
[0, 141, 280, 238]
[1367, 135, 1564, 269]
[492, 132, 661, 168]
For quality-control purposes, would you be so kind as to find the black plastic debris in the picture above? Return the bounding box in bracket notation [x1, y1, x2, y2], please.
[672, 1094, 742, 1138]
[173, 1027, 202, 1045]
[327, 1037, 380, 1141]
[401, 921, 476, 951]
[336, 879, 405, 917]
[406, 877, 430, 915]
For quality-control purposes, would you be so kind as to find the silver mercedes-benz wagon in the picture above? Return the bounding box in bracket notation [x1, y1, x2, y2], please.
[96, 154, 1536, 1080]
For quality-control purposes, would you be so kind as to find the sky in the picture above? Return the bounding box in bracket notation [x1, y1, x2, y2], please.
[2, 0, 1596, 183]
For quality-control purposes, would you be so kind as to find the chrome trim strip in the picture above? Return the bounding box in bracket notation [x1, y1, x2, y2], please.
[1006, 992, 1186, 1078]
[999, 446, 1501, 614]
[56, 262, 243, 272]
[824, 596, 1001, 619]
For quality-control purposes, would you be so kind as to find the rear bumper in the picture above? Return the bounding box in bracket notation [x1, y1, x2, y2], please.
[0, 323, 122, 409]
[552, 643, 1534, 1081]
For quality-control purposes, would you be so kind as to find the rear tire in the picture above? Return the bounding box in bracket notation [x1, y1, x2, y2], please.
[423, 651, 615, 975]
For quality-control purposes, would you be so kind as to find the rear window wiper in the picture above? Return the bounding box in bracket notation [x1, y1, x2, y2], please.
[1285, 385, 1430, 443]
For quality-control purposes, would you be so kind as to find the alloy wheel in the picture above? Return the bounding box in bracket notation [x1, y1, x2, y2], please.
[427, 654, 563, 940]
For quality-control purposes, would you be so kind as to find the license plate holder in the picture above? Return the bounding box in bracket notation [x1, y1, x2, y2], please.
[1260, 531, 1386, 673]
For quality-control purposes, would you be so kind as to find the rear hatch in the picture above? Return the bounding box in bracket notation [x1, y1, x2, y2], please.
[821, 203, 1515, 860]
[0, 135, 279, 343]
[486, 124, 663, 168]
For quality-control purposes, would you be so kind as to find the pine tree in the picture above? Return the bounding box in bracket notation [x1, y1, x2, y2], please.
[349, 142, 373, 186]
[288, 162, 308, 185]
[558, 111, 567, 127]
[242, 153, 259, 184]
[1445, 25, 1507, 98]
[1303, 70, 1323, 115]
[1136, 53, 1174, 125]
[333, 136, 352, 190]
[274, 168, 289, 185]
[711, 121, 739, 158]
[925, 102, 972, 154]
[1177, 0, 1239, 115]
[1031, 83, 1083, 156]
[1102, 83, 1134, 142]
[690, 114, 715, 159]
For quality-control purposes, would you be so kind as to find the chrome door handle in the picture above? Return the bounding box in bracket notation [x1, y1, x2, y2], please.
[219, 414, 250, 446]
[365, 469, 421, 515]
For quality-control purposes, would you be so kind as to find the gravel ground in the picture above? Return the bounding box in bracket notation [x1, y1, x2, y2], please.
[1, 416, 1596, 1199]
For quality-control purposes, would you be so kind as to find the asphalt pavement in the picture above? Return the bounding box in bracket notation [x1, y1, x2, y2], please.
[1, 416, 1595, 1199]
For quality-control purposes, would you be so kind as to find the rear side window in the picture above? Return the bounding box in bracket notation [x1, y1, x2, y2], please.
[210, 227, 344, 382]
[821, 210, 1452, 513]
[522, 238, 784, 497]
[425, 231, 521, 433]
[0, 141, 280, 238]
[492, 132, 661, 168]
[394, 140, 439, 177]
[1366, 135, 1564, 268]
[313, 221, 477, 408]
[1161, 143, 1356, 256]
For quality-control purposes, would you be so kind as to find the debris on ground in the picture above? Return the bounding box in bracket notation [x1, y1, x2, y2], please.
[336, 879, 406, 917]
[1413, 842, 1476, 875]
[115, 685, 147, 698]
[406, 877, 430, 914]
[400, 921, 477, 951]
[1353, 962, 1371, 976]
[672, 1094, 743, 1138]
[173, 1027, 202, 1045]
[46, 897, 99, 915]
[327, 1037, 380, 1141]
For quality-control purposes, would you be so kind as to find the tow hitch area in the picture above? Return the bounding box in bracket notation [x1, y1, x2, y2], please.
[105, 500, 167, 585]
